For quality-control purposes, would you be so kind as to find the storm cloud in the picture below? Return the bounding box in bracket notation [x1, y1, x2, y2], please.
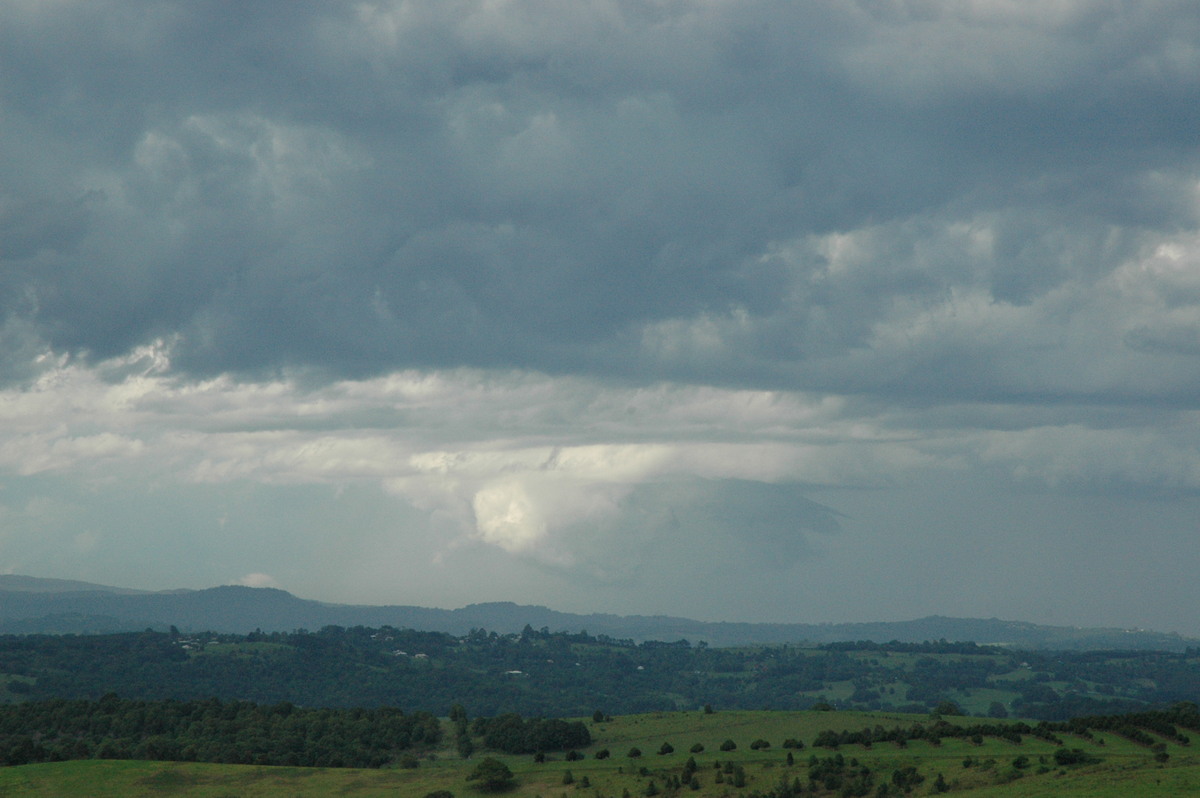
[2, 1, 1199, 632]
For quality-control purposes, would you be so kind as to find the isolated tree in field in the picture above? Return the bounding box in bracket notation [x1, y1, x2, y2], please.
[467, 757, 515, 792]
[456, 734, 475, 759]
[720, 739, 737, 751]
[627, 747, 642, 759]
[933, 701, 962, 717]
[658, 742, 674, 755]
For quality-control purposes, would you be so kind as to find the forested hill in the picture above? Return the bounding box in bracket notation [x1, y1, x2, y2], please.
[3, 625, 1200, 721]
[0, 576, 1194, 651]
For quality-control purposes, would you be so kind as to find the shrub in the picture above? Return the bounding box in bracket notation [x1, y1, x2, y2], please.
[466, 757, 515, 792]
[720, 739, 737, 751]
[1053, 748, 1101, 767]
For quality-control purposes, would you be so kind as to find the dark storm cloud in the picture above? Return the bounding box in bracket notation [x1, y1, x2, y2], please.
[3, 1, 1200, 401]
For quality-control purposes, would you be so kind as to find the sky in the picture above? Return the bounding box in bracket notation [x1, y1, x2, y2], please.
[2, 0, 1200, 635]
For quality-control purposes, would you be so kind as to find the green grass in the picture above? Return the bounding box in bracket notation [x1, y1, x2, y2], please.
[1, 710, 1197, 796]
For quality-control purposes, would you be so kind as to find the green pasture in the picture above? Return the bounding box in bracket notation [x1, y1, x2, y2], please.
[1, 709, 1197, 796]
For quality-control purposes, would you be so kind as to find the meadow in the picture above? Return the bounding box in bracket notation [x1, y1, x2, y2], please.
[0, 708, 1195, 797]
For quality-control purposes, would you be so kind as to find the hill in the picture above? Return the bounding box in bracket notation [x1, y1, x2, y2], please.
[0, 576, 1193, 651]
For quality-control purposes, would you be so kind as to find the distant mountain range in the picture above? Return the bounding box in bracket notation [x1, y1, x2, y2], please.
[0, 575, 1194, 651]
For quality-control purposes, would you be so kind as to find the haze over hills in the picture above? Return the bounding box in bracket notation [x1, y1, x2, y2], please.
[0, 575, 1193, 651]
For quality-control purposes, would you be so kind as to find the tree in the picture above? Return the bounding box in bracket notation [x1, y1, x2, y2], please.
[987, 701, 1009, 719]
[627, 747, 642, 759]
[720, 739, 737, 752]
[467, 757, 515, 792]
[658, 742, 674, 755]
[932, 701, 962, 717]
[689, 742, 704, 753]
[456, 734, 475, 759]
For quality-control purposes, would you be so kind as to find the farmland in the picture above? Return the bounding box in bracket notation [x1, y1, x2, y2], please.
[0, 708, 1196, 796]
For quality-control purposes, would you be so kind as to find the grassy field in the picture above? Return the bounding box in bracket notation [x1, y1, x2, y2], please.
[0, 709, 1196, 797]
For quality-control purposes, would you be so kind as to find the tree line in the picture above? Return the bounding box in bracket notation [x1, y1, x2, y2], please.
[0, 694, 440, 768]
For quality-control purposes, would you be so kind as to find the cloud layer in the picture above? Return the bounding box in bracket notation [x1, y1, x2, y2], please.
[2, 1, 1199, 631]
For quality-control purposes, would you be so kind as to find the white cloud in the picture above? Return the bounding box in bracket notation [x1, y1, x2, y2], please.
[235, 572, 279, 589]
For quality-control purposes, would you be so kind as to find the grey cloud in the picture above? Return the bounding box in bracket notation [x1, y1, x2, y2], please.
[508, 477, 843, 586]
[3, 1, 1200, 404]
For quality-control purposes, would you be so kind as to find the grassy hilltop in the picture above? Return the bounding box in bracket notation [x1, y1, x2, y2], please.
[1, 708, 1197, 797]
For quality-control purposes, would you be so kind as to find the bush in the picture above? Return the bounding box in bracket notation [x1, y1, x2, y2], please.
[720, 739, 737, 752]
[1053, 748, 1101, 767]
[689, 743, 704, 753]
[658, 742, 675, 755]
[466, 757, 515, 792]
